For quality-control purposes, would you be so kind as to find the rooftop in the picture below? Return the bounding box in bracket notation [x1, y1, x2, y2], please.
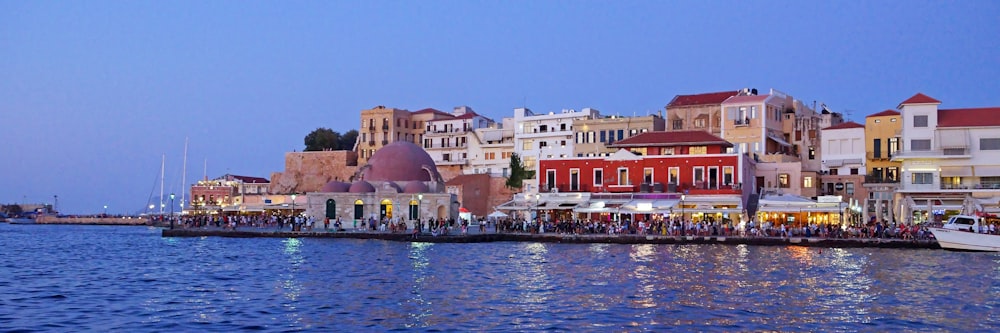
[866, 109, 900, 118]
[611, 130, 732, 148]
[721, 95, 770, 105]
[822, 121, 865, 130]
[899, 93, 941, 106]
[666, 91, 738, 108]
[938, 107, 1000, 127]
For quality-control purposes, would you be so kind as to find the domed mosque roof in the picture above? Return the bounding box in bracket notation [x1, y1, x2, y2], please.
[321, 181, 351, 193]
[348, 180, 376, 193]
[403, 181, 430, 194]
[363, 141, 442, 182]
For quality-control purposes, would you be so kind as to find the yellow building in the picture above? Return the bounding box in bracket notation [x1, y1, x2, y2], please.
[665, 90, 738, 137]
[863, 109, 902, 223]
[572, 114, 664, 157]
[357, 106, 452, 165]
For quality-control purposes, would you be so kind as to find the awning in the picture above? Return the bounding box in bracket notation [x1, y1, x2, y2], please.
[496, 200, 531, 211]
[480, 130, 503, 142]
[690, 208, 744, 214]
[825, 159, 844, 168]
[542, 202, 579, 210]
[574, 203, 622, 213]
[941, 166, 974, 177]
[976, 166, 1000, 177]
[767, 132, 791, 146]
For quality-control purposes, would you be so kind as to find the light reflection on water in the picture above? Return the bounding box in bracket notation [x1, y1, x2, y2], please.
[2, 224, 1000, 331]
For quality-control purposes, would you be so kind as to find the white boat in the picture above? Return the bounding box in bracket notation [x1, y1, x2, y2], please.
[929, 215, 1000, 251]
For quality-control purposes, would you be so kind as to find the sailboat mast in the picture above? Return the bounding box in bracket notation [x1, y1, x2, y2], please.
[160, 154, 165, 214]
[181, 137, 188, 212]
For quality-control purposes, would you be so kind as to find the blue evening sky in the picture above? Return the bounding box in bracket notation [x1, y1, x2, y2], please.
[2, 1, 998, 214]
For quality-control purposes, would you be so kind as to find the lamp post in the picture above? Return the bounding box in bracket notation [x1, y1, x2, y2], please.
[680, 194, 686, 236]
[418, 193, 423, 230]
[169, 193, 175, 229]
[535, 193, 540, 233]
[291, 193, 297, 229]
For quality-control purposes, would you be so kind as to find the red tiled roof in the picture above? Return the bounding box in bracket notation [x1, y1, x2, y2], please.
[822, 121, 865, 130]
[938, 107, 1000, 127]
[411, 108, 452, 117]
[721, 95, 769, 105]
[899, 93, 941, 106]
[610, 130, 732, 148]
[666, 91, 738, 108]
[866, 109, 900, 118]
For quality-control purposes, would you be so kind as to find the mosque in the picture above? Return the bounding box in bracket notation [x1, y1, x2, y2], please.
[304, 141, 458, 227]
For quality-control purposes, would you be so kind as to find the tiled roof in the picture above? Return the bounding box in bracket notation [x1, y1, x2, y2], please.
[938, 108, 1000, 127]
[666, 91, 738, 108]
[866, 109, 900, 118]
[610, 130, 732, 148]
[228, 175, 269, 183]
[411, 108, 452, 117]
[899, 93, 941, 106]
[822, 121, 865, 130]
[721, 95, 769, 105]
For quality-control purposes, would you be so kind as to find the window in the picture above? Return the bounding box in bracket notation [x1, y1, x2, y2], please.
[600, 131, 606, 143]
[545, 170, 556, 191]
[689, 146, 707, 154]
[539, 141, 548, 148]
[661, 147, 675, 155]
[570, 169, 580, 191]
[889, 138, 900, 155]
[846, 182, 855, 195]
[694, 118, 706, 128]
[778, 173, 790, 188]
[723, 166, 734, 185]
[560, 123, 567, 131]
[875, 119, 881, 123]
[912, 172, 933, 184]
[522, 140, 533, 150]
[891, 118, 897, 122]
[693, 167, 705, 186]
[560, 140, 566, 147]
[981, 138, 1000, 150]
[829, 169, 839, 175]
[873, 138, 882, 158]
[672, 119, 683, 130]
[850, 168, 859, 175]
[618, 168, 629, 186]
[668, 167, 679, 185]
[803, 176, 813, 188]
[617, 130, 624, 141]
[594, 169, 604, 187]
[914, 115, 928, 127]
[644, 168, 654, 184]
[911, 139, 931, 151]
[808, 147, 815, 160]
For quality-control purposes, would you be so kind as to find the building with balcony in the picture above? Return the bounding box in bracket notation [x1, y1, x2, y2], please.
[513, 107, 601, 194]
[572, 113, 664, 157]
[521, 130, 755, 225]
[465, 117, 516, 178]
[357, 106, 454, 165]
[189, 174, 270, 214]
[893, 93, 1000, 223]
[818, 121, 869, 218]
[864, 109, 902, 223]
[422, 106, 496, 178]
[665, 90, 740, 137]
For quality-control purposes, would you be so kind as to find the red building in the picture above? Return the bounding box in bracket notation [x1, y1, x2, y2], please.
[537, 130, 756, 223]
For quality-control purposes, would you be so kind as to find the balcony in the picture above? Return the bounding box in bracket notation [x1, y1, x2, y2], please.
[367, 125, 375, 131]
[864, 175, 900, 184]
[382, 124, 389, 131]
[941, 183, 1000, 190]
[734, 118, 751, 126]
[381, 140, 389, 145]
[893, 148, 970, 160]
[866, 152, 892, 161]
[367, 141, 375, 146]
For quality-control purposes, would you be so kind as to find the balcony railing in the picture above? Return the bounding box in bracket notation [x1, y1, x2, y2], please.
[941, 183, 1000, 190]
[864, 175, 900, 184]
[382, 124, 389, 131]
[734, 118, 751, 126]
[866, 152, 892, 161]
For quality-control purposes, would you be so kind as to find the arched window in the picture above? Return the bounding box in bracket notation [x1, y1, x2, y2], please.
[380, 199, 393, 219]
[354, 199, 364, 220]
[409, 199, 419, 220]
[325, 199, 336, 219]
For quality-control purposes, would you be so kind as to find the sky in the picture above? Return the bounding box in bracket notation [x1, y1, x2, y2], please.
[2, 1, 998, 214]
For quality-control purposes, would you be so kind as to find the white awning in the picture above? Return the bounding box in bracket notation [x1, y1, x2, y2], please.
[496, 200, 532, 211]
[824, 159, 844, 168]
[976, 166, 1000, 177]
[941, 166, 973, 177]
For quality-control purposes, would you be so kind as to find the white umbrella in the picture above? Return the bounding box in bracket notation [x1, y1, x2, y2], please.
[487, 211, 508, 218]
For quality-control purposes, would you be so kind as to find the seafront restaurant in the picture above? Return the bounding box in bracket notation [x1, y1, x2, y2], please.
[755, 193, 848, 227]
[502, 130, 754, 225]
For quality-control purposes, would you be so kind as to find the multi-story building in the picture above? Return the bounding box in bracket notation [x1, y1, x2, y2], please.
[572, 114, 664, 157]
[864, 109, 902, 223]
[894, 93, 1000, 223]
[665, 90, 740, 136]
[422, 106, 495, 178]
[818, 121, 869, 218]
[189, 174, 270, 214]
[513, 107, 601, 194]
[357, 106, 453, 165]
[525, 130, 754, 225]
[719, 88, 822, 198]
[466, 117, 515, 178]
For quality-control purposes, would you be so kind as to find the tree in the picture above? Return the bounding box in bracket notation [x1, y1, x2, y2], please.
[339, 130, 359, 150]
[505, 153, 535, 190]
[304, 128, 341, 151]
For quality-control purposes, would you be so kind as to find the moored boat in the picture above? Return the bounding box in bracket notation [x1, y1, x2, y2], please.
[929, 215, 1000, 251]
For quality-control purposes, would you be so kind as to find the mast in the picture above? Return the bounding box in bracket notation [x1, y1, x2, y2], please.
[181, 137, 188, 212]
[160, 154, 165, 214]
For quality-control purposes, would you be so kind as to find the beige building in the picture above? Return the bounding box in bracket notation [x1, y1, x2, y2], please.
[665, 90, 739, 137]
[863, 109, 902, 223]
[357, 106, 454, 165]
[572, 114, 664, 157]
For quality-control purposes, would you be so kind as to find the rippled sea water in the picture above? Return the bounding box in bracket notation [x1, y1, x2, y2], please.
[2, 224, 1000, 332]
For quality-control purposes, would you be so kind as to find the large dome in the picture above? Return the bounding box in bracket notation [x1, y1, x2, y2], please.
[348, 180, 376, 193]
[363, 141, 441, 182]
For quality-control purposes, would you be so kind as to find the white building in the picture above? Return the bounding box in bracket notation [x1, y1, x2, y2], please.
[465, 117, 516, 178]
[422, 106, 495, 174]
[820, 121, 867, 176]
[513, 107, 601, 194]
[894, 93, 1000, 223]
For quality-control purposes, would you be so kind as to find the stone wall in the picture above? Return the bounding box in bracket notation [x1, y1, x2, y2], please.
[443, 174, 519, 217]
[270, 151, 359, 194]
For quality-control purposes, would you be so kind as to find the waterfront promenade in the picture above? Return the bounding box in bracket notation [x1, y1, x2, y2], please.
[161, 226, 940, 249]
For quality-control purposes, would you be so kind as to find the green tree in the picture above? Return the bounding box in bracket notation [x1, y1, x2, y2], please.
[304, 128, 341, 151]
[339, 130, 359, 150]
[505, 153, 535, 190]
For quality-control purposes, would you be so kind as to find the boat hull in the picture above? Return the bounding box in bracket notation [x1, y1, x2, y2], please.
[929, 227, 1000, 252]
[8, 218, 35, 224]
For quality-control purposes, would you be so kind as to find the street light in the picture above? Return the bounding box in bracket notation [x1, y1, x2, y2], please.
[291, 193, 297, 229]
[680, 194, 686, 236]
[169, 193, 175, 229]
[418, 193, 423, 230]
[103, 205, 108, 216]
[535, 193, 541, 233]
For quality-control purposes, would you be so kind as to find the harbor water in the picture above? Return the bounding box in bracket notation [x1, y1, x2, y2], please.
[2, 224, 999, 332]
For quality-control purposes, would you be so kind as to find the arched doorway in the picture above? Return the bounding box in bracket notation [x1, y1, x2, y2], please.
[380, 199, 393, 219]
[354, 199, 364, 220]
[325, 199, 336, 219]
[409, 199, 419, 220]
[437, 205, 447, 220]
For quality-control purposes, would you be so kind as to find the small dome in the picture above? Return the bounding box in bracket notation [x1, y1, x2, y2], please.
[363, 141, 441, 182]
[403, 181, 430, 193]
[321, 181, 351, 193]
[348, 180, 376, 193]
